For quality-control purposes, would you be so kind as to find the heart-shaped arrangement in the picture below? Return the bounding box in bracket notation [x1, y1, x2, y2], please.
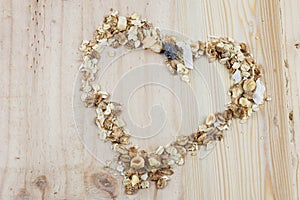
[78, 9, 266, 195]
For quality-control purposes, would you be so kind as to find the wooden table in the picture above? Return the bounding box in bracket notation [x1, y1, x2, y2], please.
[1, 0, 299, 199]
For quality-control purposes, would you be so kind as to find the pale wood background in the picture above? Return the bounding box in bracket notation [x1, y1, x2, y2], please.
[1, 0, 299, 199]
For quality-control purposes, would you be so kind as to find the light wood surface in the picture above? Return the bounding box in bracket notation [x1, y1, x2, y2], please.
[1, 0, 299, 199]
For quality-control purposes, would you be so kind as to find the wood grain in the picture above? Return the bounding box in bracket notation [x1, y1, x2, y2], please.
[0, 0, 299, 199]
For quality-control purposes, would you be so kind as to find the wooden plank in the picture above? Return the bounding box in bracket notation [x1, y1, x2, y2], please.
[280, 0, 300, 199]
[0, 0, 298, 199]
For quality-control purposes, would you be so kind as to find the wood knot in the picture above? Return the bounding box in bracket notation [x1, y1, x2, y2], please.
[16, 189, 32, 200]
[91, 171, 118, 199]
[33, 175, 48, 191]
[289, 111, 294, 121]
[92, 172, 116, 189]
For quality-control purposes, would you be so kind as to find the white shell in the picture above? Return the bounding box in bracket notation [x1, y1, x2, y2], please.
[253, 78, 265, 104]
[240, 63, 250, 71]
[104, 103, 115, 115]
[237, 53, 245, 61]
[141, 173, 148, 181]
[150, 43, 162, 53]
[134, 40, 141, 48]
[232, 69, 242, 82]
[155, 146, 164, 155]
[79, 40, 89, 51]
[117, 16, 127, 31]
[176, 41, 193, 69]
[176, 63, 184, 73]
[181, 75, 190, 82]
[232, 62, 240, 69]
[92, 43, 105, 53]
[148, 157, 161, 167]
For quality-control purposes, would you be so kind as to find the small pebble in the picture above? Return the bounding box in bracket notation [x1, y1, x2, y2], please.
[163, 43, 177, 60]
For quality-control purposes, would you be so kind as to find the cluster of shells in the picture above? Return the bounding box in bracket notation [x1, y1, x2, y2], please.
[79, 9, 266, 195]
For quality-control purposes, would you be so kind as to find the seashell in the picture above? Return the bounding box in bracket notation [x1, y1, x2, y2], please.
[98, 39, 108, 46]
[131, 18, 142, 27]
[156, 177, 168, 189]
[232, 62, 240, 69]
[252, 104, 260, 112]
[239, 97, 252, 107]
[131, 175, 140, 186]
[127, 28, 138, 41]
[167, 159, 175, 166]
[223, 44, 232, 51]
[140, 181, 150, 189]
[79, 40, 89, 51]
[99, 91, 109, 99]
[219, 57, 230, 64]
[237, 53, 245, 61]
[206, 113, 216, 126]
[110, 9, 118, 16]
[190, 41, 199, 53]
[176, 135, 189, 146]
[134, 40, 141, 48]
[175, 145, 187, 156]
[104, 103, 114, 115]
[165, 146, 177, 155]
[231, 85, 243, 98]
[160, 168, 174, 175]
[119, 154, 131, 163]
[240, 63, 250, 71]
[140, 173, 148, 181]
[198, 124, 208, 132]
[232, 45, 241, 54]
[232, 69, 242, 82]
[176, 63, 185, 73]
[243, 79, 256, 92]
[181, 75, 190, 82]
[117, 16, 127, 31]
[253, 78, 265, 104]
[92, 43, 105, 53]
[82, 85, 92, 93]
[216, 42, 225, 48]
[130, 12, 140, 19]
[176, 158, 184, 166]
[115, 144, 128, 154]
[130, 156, 145, 169]
[241, 70, 251, 78]
[148, 157, 161, 167]
[155, 146, 164, 155]
[265, 96, 272, 101]
[103, 23, 110, 30]
[150, 43, 162, 53]
[176, 41, 193, 69]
